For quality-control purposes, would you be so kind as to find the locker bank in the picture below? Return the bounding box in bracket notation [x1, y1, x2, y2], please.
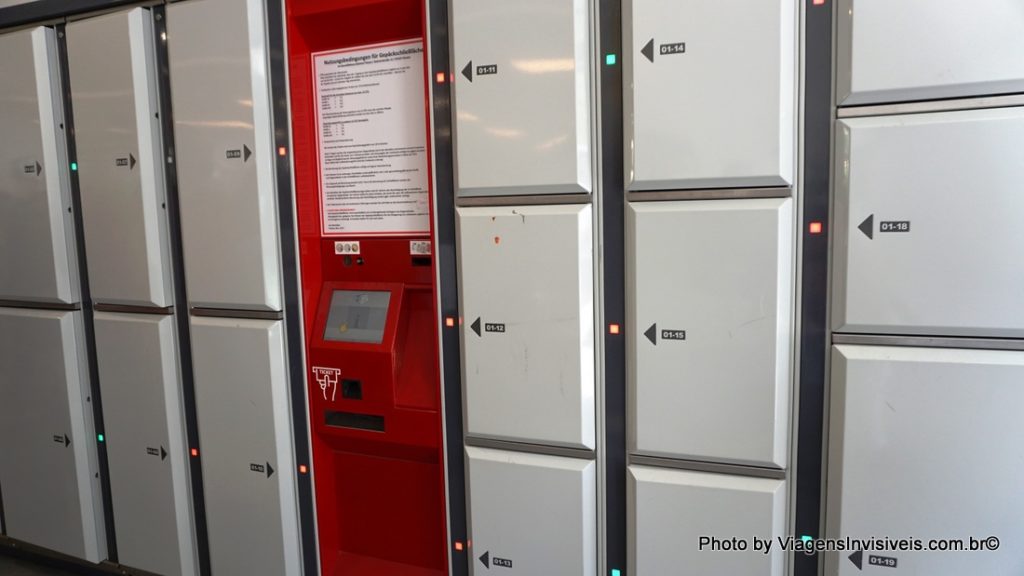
[1, 1, 1022, 576]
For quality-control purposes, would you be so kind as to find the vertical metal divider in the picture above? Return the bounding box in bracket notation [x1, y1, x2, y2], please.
[598, 0, 626, 574]
[54, 21, 119, 564]
[429, 0, 469, 574]
[263, 1, 319, 574]
[793, 1, 832, 575]
[150, 6, 212, 575]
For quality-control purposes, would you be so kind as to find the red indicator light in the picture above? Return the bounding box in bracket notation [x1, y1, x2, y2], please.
[809, 221, 824, 235]
[445, 317, 455, 327]
[813, 0, 825, 5]
[609, 324, 621, 335]
[454, 541, 464, 552]
[190, 448, 199, 457]
[436, 72, 446, 84]
[299, 465, 308, 474]
[278, 146, 287, 157]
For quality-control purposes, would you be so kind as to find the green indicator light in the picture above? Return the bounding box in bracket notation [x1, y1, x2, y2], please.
[70, 162, 78, 171]
[97, 434, 104, 442]
[605, 53, 617, 66]
[802, 535, 814, 543]
[611, 570, 622, 576]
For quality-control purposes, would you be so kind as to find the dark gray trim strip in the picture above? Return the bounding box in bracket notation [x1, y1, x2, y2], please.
[431, 0, 468, 573]
[151, 5, 211, 574]
[627, 187, 792, 202]
[629, 455, 787, 480]
[188, 307, 284, 321]
[0, 300, 80, 311]
[838, 93, 1024, 118]
[93, 303, 174, 315]
[794, 0, 833, 574]
[0, 0, 138, 30]
[262, 0, 318, 572]
[833, 333, 1024, 351]
[455, 193, 592, 207]
[55, 22, 119, 563]
[465, 436, 596, 461]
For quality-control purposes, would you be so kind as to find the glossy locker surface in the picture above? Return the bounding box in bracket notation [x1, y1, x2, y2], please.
[624, 0, 795, 190]
[0, 308, 106, 562]
[451, 0, 592, 196]
[833, 107, 1024, 338]
[628, 199, 793, 467]
[629, 466, 786, 576]
[467, 447, 596, 576]
[190, 317, 300, 576]
[67, 9, 174, 308]
[0, 28, 78, 305]
[828, 345, 1024, 575]
[837, 0, 1024, 105]
[458, 205, 595, 449]
[167, 0, 282, 311]
[93, 313, 196, 576]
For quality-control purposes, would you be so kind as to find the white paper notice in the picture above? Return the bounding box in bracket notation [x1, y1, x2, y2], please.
[313, 40, 429, 236]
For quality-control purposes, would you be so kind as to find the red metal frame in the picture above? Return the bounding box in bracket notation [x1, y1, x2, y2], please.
[285, 1, 447, 574]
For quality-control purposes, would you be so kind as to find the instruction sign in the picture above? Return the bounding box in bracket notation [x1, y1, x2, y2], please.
[313, 39, 429, 236]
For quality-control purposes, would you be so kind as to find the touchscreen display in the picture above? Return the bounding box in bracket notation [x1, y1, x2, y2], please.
[323, 290, 391, 344]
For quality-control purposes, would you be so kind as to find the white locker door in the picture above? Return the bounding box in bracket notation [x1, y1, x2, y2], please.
[458, 205, 595, 450]
[190, 317, 300, 576]
[629, 199, 793, 468]
[67, 9, 174, 309]
[624, 0, 796, 190]
[0, 28, 78, 305]
[467, 447, 596, 576]
[166, 0, 282, 311]
[451, 0, 592, 197]
[828, 345, 1024, 576]
[94, 313, 196, 576]
[0, 308, 105, 562]
[629, 466, 786, 576]
[833, 107, 1024, 338]
[837, 0, 1024, 105]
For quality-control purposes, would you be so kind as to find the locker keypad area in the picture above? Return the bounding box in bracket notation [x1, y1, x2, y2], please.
[1, 1, 1022, 576]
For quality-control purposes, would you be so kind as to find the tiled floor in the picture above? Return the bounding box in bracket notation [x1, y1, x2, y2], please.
[0, 552, 85, 576]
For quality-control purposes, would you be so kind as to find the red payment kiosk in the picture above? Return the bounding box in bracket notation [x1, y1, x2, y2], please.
[286, 1, 447, 574]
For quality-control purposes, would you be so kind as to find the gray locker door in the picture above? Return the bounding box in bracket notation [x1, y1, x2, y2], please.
[628, 199, 793, 468]
[93, 313, 196, 576]
[458, 205, 595, 449]
[837, 0, 1024, 106]
[629, 466, 786, 576]
[624, 0, 795, 191]
[0, 28, 78, 305]
[0, 308, 106, 562]
[833, 107, 1024, 338]
[67, 9, 174, 309]
[166, 0, 282, 311]
[467, 447, 596, 576]
[828, 345, 1024, 576]
[451, 0, 592, 196]
[190, 317, 300, 576]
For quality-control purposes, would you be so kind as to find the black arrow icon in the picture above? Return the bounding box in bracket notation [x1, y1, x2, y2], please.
[64, 434, 71, 448]
[859, 215, 874, 240]
[645, 323, 658, 346]
[35, 161, 42, 176]
[161, 446, 167, 461]
[129, 153, 136, 170]
[642, 38, 655, 63]
[479, 551, 489, 569]
[243, 145, 252, 162]
[462, 61, 474, 82]
[266, 462, 274, 478]
[471, 317, 482, 337]
[849, 550, 863, 570]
